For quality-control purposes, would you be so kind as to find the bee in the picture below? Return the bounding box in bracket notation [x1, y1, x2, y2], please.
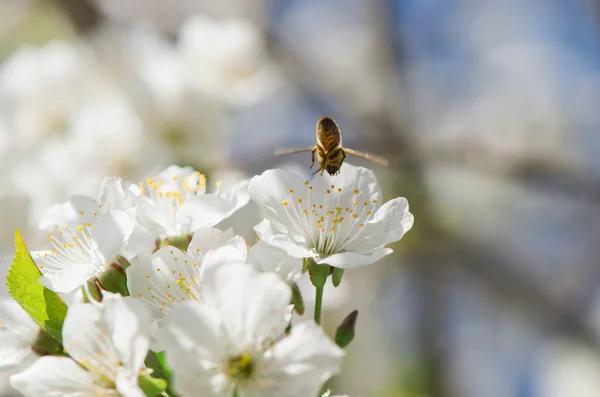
[274, 116, 389, 176]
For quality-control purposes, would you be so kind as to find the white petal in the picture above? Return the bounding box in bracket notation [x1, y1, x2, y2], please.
[62, 297, 149, 379]
[92, 210, 134, 263]
[120, 224, 156, 260]
[188, 227, 247, 260]
[162, 301, 229, 397]
[38, 195, 98, 230]
[260, 321, 344, 397]
[320, 162, 382, 201]
[248, 169, 307, 213]
[177, 180, 250, 231]
[248, 241, 303, 281]
[10, 356, 99, 397]
[39, 261, 98, 294]
[102, 296, 151, 376]
[207, 264, 291, 351]
[254, 220, 315, 259]
[350, 197, 414, 252]
[0, 299, 39, 370]
[316, 248, 393, 269]
[99, 177, 138, 211]
[115, 369, 146, 397]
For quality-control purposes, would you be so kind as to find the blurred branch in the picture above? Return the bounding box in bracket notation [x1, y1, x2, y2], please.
[55, 0, 102, 34]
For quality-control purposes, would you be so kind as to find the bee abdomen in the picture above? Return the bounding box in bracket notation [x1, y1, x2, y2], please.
[316, 116, 341, 152]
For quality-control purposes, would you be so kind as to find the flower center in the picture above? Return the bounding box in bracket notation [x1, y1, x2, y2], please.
[226, 352, 255, 381]
[279, 181, 380, 256]
[38, 222, 107, 273]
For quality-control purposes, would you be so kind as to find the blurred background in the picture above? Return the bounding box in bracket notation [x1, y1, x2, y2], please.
[1, 0, 600, 396]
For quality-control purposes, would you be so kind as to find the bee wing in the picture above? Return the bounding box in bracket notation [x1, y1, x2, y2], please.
[274, 147, 314, 156]
[344, 148, 389, 166]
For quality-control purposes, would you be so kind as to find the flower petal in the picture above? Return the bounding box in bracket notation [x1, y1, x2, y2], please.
[39, 260, 98, 293]
[350, 197, 414, 252]
[177, 180, 250, 231]
[188, 227, 247, 260]
[10, 356, 98, 397]
[101, 295, 151, 376]
[248, 241, 303, 282]
[316, 248, 393, 269]
[91, 210, 134, 263]
[256, 321, 344, 397]
[161, 301, 229, 397]
[0, 299, 37, 370]
[254, 220, 315, 259]
[38, 195, 98, 230]
[205, 264, 291, 352]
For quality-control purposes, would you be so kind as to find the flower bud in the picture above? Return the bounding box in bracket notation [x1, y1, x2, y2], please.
[335, 310, 358, 348]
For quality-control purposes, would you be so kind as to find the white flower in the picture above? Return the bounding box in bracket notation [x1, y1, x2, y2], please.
[247, 241, 303, 282]
[9, 293, 151, 397]
[128, 227, 246, 325]
[161, 263, 344, 397]
[136, 165, 250, 238]
[38, 177, 155, 260]
[33, 206, 134, 294]
[178, 15, 281, 106]
[249, 163, 414, 269]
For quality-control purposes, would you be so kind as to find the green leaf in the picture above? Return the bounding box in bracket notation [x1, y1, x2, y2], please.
[307, 259, 329, 289]
[7, 229, 68, 341]
[138, 375, 168, 397]
[335, 310, 358, 348]
[332, 267, 344, 287]
[290, 282, 304, 315]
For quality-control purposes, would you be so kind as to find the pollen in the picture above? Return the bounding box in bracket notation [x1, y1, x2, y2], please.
[358, 223, 365, 228]
[282, 200, 289, 206]
[304, 181, 309, 186]
[78, 211, 84, 215]
[297, 198, 303, 204]
[326, 190, 331, 194]
[338, 188, 342, 192]
[354, 189, 360, 195]
[76, 225, 83, 232]
[289, 189, 294, 194]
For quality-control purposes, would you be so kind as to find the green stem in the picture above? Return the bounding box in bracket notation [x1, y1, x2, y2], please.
[314, 285, 324, 325]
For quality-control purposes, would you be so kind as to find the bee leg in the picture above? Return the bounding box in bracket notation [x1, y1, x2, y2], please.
[310, 147, 316, 169]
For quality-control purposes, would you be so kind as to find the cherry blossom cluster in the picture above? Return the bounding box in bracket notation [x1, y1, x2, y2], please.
[1, 162, 413, 397]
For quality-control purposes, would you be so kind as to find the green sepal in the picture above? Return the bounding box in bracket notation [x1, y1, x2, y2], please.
[32, 328, 65, 356]
[138, 375, 168, 397]
[290, 282, 304, 315]
[307, 258, 329, 289]
[302, 258, 309, 274]
[160, 234, 192, 251]
[7, 229, 68, 342]
[331, 267, 344, 287]
[97, 262, 129, 296]
[335, 310, 358, 348]
[145, 351, 174, 396]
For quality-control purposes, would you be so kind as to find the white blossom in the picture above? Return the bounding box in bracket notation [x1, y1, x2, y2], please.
[128, 227, 246, 346]
[9, 293, 151, 397]
[135, 165, 249, 238]
[161, 262, 344, 397]
[33, 205, 134, 294]
[249, 163, 414, 269]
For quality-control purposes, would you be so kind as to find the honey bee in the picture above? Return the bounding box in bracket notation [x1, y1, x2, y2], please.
[274, 116, 388, 176]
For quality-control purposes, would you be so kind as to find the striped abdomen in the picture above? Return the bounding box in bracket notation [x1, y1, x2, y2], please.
[316, 116, 341, 153]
